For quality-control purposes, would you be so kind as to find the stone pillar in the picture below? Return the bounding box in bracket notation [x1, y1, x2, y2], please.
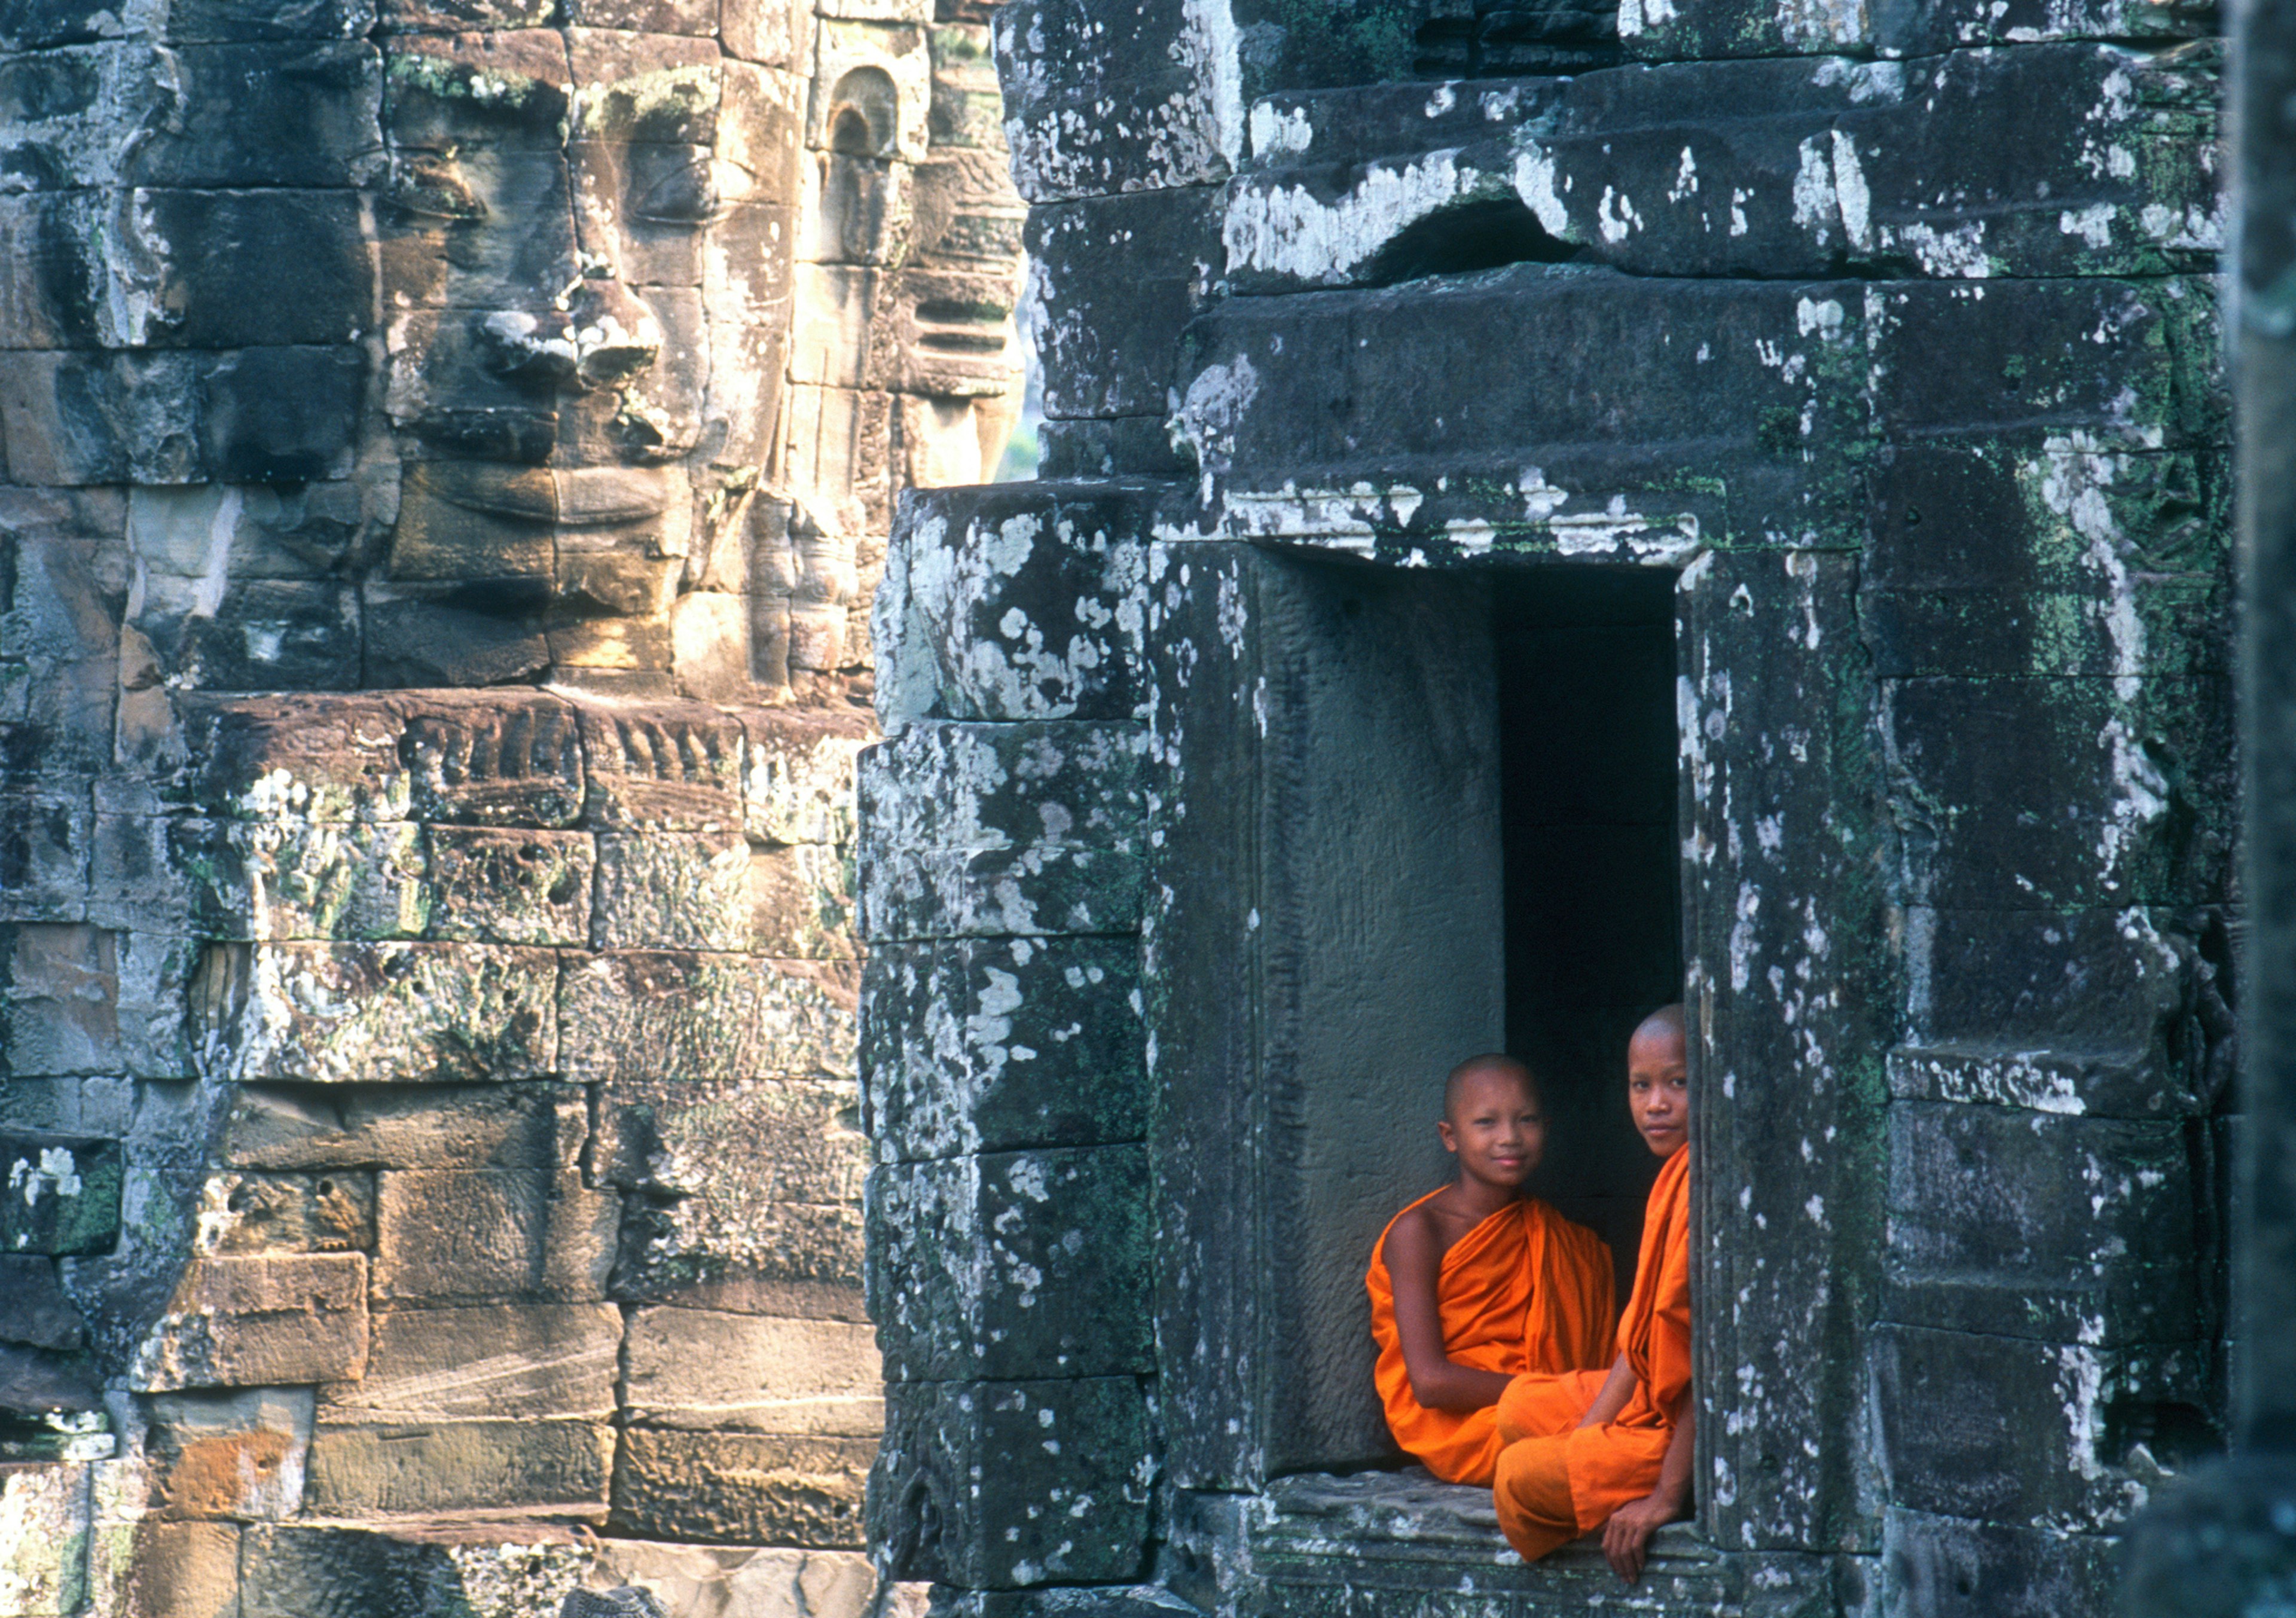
[2121, 0, 2296, 1607]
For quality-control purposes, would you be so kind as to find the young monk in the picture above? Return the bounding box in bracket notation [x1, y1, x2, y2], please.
[1491, 1005, 1692, 1583]
[1365, 1054, 1616, 1486]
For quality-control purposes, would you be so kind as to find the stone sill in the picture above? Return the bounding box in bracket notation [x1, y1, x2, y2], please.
[1254, 1469, 1723, 1616]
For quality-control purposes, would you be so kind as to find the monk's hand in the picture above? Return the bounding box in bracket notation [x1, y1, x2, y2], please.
[1601, 1493, 1676, 1585]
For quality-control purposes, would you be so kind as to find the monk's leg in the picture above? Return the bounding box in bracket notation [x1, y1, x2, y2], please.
[1492, 1435, 1578, 1562]
[1494, 1368, 1607, 1446]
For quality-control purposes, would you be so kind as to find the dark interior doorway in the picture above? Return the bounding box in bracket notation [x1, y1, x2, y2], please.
[1495, 566, 1683, 1309]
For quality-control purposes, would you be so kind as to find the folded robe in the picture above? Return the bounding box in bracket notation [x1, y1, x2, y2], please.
[1492, 1143, 1692, 1558]
[1366, 1192, 1615, 1485]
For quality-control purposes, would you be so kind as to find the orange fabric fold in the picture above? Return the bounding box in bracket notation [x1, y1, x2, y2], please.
[1492, 1144, 1692, 1558]
[1365, 1192, 1616, 1486]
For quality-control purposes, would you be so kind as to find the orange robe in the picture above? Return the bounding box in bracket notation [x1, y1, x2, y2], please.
[1491, 1144, 1691, 1561]
[1366, 1192, 1615, 1486]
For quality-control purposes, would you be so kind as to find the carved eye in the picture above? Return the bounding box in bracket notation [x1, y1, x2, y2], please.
[391, 154, 487, 220]
[633, 158, 756, 225]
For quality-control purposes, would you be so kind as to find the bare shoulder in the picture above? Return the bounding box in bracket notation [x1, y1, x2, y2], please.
[1380, 1199, 1442, 1283]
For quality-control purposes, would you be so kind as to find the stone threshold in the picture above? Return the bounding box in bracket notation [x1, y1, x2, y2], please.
[1254, 1469, 1727, 1616]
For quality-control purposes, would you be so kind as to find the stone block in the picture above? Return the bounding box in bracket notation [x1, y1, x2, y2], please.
[1881, 675, 2233, 909]
[199, 345, 364, 484]
[238, 1525, 475, 1618]
[362, 592, 552, 689]
[560, 951, 859, 1083]
[121, 1519, 242, 1618]
[425, 827, 594, 947]
[133, 578, 362, 693]
[0, 1341, 102, 1416]
[174, 696, 409, 823]
[873, 484, 1153, 733]
[577, 701, 745, 832]
[373, 1168, 616, 1303]
[1, 926, 194, 1082]
[130, 191, 370, 349]
[1870, 1324, 2206, 1531]
[0, 348, 204, 484]
[0, 1464, 91, 1616]
[622, 1308, 882, 1434]
[174, 819, 428, 942]
[130, 1254, 368, 1391]
[398, 691, 585, 828]
[857, 723, 1146, 942]
[600, 1075, 867, 1317]
[870, 1377, 1151, 1586]
[304, 1419, 614, 1517]
[0, 1256, 85, 1349]
[0, 1129, 121, 1255]
[1023, 191, 1223, 416]
[746, 843, 859, 959]
[1886, 1101, 2199, 1342]
[869, 1146, 1152, 1382]
[0, 790, 90, 923]
[591, 831, 749, 950]
[194, 1168, 374, 1255]
[215, 942, 559, 1086]
[220, 1082, 588, 1174]
[860, 935, 1146, 1161]
[146, 1387, 314, 1521]
[991, 0, 1233, 200]
[740, 707, 870, 846]
[610, 1428, 873, 1547]
[1880, 1506, 2118, 1618]
[1626, 0, 2208, 59]
[321, 1303, 624, 1422]
[585, 1545, 889, 1618]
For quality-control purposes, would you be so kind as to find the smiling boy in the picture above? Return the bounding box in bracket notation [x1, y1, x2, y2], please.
[1490, 1004, 1693, 1583]
[1364, 1054, 1616, 1486]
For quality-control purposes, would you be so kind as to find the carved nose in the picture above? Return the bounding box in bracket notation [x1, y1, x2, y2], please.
[570, 279, 661, 387]
[478, 310, 579, 386]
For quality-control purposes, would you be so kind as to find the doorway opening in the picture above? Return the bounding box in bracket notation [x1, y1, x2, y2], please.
[1495, 566, 1683, 1308]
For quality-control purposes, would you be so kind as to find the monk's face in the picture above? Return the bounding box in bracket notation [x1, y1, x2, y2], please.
[1628, 1026, 1690, 1157]
[1438, 1069, 1546, 1190]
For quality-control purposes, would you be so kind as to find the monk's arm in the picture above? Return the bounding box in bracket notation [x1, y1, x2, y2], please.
[1384, 1213, 1517, 1411]
[1574, 1352, 1636, 1429]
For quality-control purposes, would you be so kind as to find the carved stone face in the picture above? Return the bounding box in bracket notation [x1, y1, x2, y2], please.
[372, 25, 802, 691]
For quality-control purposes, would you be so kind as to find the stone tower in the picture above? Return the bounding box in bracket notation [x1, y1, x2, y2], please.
[0, 0, 1024, 1608]
[856, 0, 2230, 1613]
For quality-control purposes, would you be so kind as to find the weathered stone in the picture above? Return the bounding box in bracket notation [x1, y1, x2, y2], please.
[322, 1303, 623, 1421]
[130, 1254, 369, 1391]
[304, 1419, 615, 1517]
[0, 1341, 102, 1415]
[577, 703, 746, 833]
[600, 1075, 868, 1316]
[1870, 1324, 2207, 1531]
[870, 1378, 1152, 1586]
[221, 1082, 588, 1173]
[611, 1428, 873, 1547]
[746, 842, 859, 958]
[0, 926, 194, 1083]
[856, 722, 1147, 942]
[621, 1308, 881, 1433]
[0, 1464, 91, 1616]
[1024, 192, 1225, 417]
[397, 692, 585, 828]
[561, 1588, 667, 1618]
[0, 1255, 84, 1348]
[0, 1129, 120, 1254]
[173, 819, 428, 942]
[1880, 1506, 2117, 1617]
[373, 1168, 616, 1303]
[588, 1544, 899, 1618]
[194, 1168, 374, 1255]
[0, 789, 90, 923]
[560, 951, 859, 1083]
[121, 1519, 242, 1618]
[870, 1146, 1152, 1381]
[860, 935, 1146, 1161]
[591, 830, 750, 950]
[211, 942, 559, 1086]
[174, 697, 409, 823]
[872, 485, 1153, 732]
[146, 1387, 315, 1520]
[425, 827, 594, 947]
[238, 1525, 477, 1618]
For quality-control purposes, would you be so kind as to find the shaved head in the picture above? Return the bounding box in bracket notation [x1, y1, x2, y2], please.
[1445, 1054, 1541, 1119]
[1629, 1004, 1687, 1063]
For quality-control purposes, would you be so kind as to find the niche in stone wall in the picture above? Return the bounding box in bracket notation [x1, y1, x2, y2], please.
[1225, 552, 1684, 1477]
[1495, 566, 1682, 1309]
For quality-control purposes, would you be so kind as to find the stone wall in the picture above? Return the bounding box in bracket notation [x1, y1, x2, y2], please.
[857, 0, 2233, 1612]
[0, 0, 1024, 1606]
